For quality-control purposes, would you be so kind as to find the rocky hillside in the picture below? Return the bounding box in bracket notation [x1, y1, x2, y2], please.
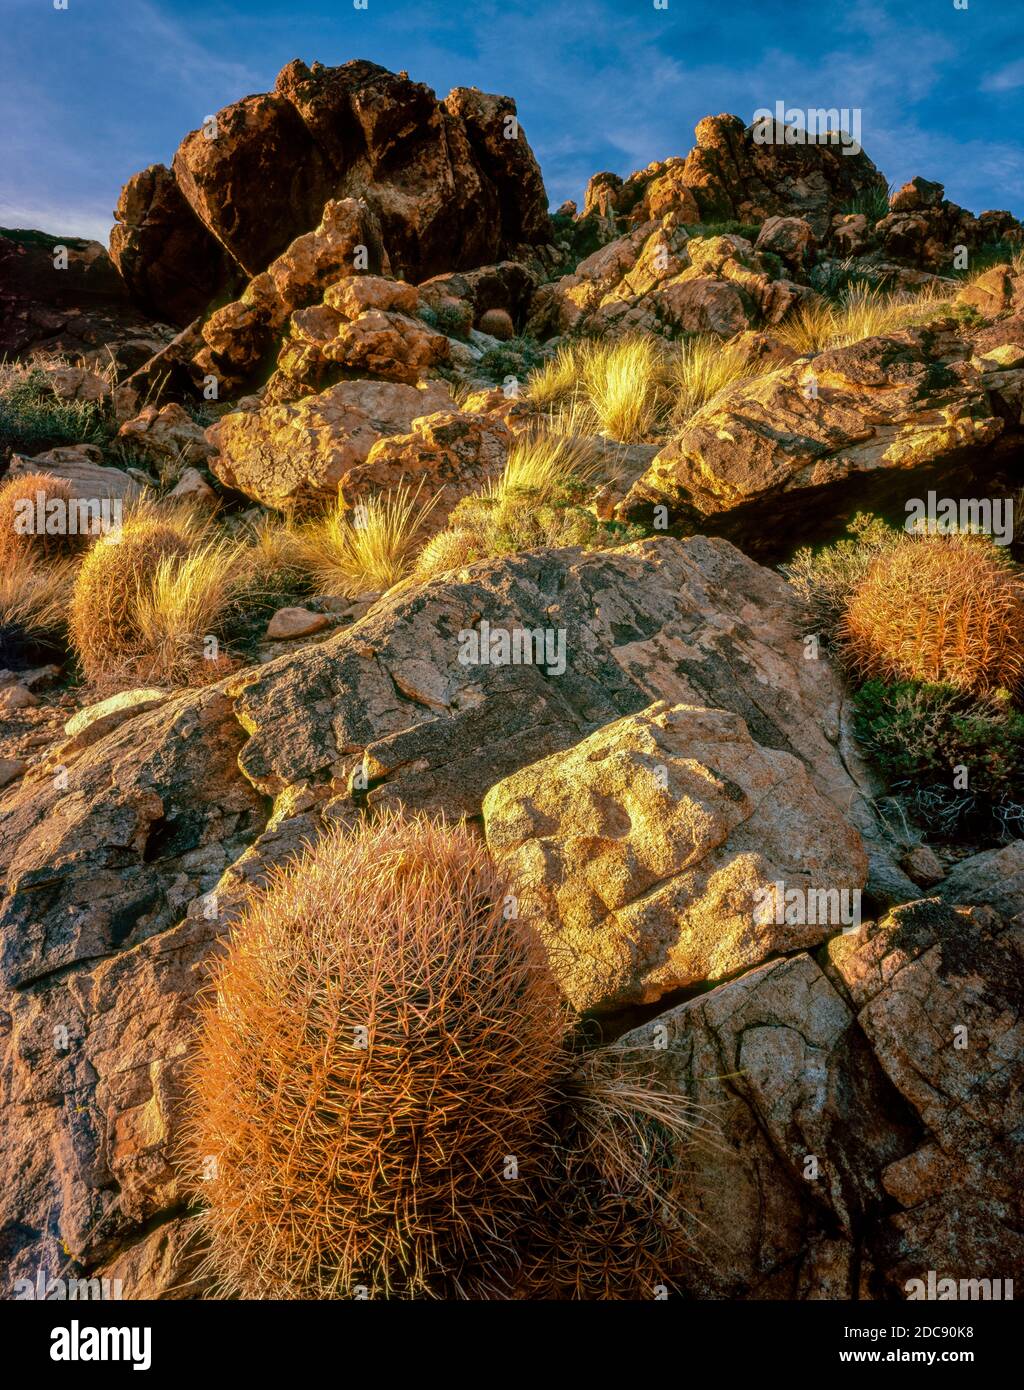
[1, 60, 1023, 1301]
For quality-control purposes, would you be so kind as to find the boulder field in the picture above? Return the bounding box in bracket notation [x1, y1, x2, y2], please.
[2, 58, 1023, 1301]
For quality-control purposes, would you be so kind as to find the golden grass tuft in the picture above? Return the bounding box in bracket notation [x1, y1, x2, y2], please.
[132, 538, 244, 687]
[777, 283, 951, 355]
[581, 335, 665, 442]
[497, 429, 601, 502]
[299, 483, 440, 598]
[665, 335, 761, 426]
[0, 554, 75, 650]
[527, 336, 666, 443]
[232, 514, 312, 608]
[526, 340, 587, 411]
[839, 533, 1024, 695]
[184, 812, 569, 1300]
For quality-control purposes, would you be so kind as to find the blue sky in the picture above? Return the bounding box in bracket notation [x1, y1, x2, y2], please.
[1, 0, 1022, 242]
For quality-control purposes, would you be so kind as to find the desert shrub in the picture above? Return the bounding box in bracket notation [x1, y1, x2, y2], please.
[0, 364, 110, 457]
[840, 183, 893, 226]
[808, 256, 874, 301]
[853, 679, 1024, 839]
[681, 221, 762, 241]
[185, 813, 569, 1299]
[298, 484, 440, 598]
[781, 513, 901, 639]
[477, 336, 544, 388]
[427, 300, 473, 339]
[839, 533, 1024, 695]
[955, 239, 1019, 280]
[411, 430, 643, 581]
[438, 488, 643, 569]
[0, 471, 91, 566]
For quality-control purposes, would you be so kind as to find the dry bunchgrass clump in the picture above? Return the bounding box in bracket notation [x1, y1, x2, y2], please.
[839, 533, 1024, 695]
[498, 429, 600, 502]
[231, 514, 313, 611]
[526, 340, 587, 410]
[666, 335, 762, 426]
[132, 539, 244, 686]
[0, 471, 89, 566]
[299, 484, 440, 597]
[581, 335, 665, 442]
[185, 812, 569, 1300]
[0, 554, 75, 666]
[68, 514, 234, 685]
[527, 336, 666, 442]
[777, 282, 949, 355]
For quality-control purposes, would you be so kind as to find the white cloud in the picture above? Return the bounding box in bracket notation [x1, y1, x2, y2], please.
[981, 59, 1024, 93]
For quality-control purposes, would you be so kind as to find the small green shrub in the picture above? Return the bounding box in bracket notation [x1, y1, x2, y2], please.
[781, 513, 900, 639]
[478, 336, 544, 386]
[840, 183, 893, 226]
[432, 301, 474, 339]
[0, 366, 110, 457]
[853, 679, 1024, 839]
[681, 222, 762, 241]
[450, 487, 644, 557]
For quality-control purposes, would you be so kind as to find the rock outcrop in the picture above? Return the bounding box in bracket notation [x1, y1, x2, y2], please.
[110, 60, 551, 327]
[0, 229, 174, 369]
[206, 376, 452, 509]
[618, 892, 1024, 1296]
[619, 317, 1024, 558]
[336, 408, 511, 534]
[568, 114, 887, 253]
[528, 219, 817, 341]
[0, 535, 1008, 1298]
[827, 176, 1022, 276]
